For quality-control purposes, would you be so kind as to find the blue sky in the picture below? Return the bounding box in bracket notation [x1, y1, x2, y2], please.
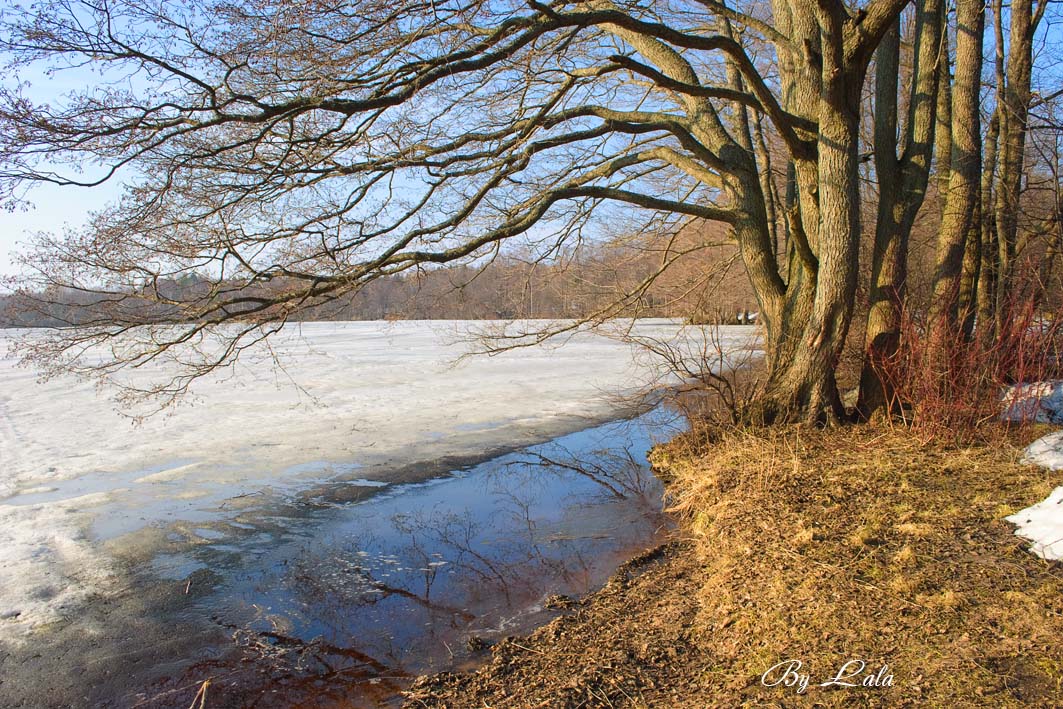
[0, 57, 125, 280]
[0, 182, 121, 278]
[2, 2, 1063, 280]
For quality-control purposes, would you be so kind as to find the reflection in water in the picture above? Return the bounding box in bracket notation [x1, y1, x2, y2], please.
[101, 408, 682, 707]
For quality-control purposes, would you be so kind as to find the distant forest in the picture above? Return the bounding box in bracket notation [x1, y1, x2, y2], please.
[1, 224, 761, 327]
[2, 197, 986, 331]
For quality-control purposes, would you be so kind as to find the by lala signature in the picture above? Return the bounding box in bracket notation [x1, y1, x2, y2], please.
[761, 659, 894, 694]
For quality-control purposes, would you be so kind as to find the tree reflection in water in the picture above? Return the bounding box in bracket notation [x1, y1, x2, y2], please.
[140, 408, 679, 708]
[282, 420, 669, 674]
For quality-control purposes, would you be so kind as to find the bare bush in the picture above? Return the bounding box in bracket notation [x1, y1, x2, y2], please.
[871, 284, 1063, 440]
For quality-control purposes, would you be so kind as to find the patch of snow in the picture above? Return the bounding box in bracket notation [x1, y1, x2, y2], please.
[1001, 380, 1063, 424]
[345, 478, 390, 488]
[0, 500, 120, 633]
[1006, 482, 1063, 561]
[1005, 382, 1063, 561]
[1022, 431, 1063, 471]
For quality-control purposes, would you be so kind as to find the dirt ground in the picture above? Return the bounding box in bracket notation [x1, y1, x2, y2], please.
[402, 424, 1063, 708]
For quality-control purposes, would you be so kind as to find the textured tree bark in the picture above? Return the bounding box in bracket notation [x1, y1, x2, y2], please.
[994, 0, 1038, 330]
[958, 220, 982, 340]
[859, 23, 904, 419]
[750, 0, 874, 424]
[858, 0, 942, 419]
[978, 110, 1001, 337]
[934, 44, 954, 200]
[929, 0, 984, 341]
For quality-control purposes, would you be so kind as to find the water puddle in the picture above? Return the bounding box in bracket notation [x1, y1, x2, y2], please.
[2, 407, 684, 708]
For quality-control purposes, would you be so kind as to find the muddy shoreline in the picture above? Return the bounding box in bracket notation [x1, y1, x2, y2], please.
[403, 424, 1063, 708]
[402, 538, 698, 709]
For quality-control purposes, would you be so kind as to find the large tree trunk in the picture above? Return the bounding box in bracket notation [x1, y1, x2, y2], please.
[754, 1, 875, 424]
[957, 218, 982, 340]
[993, 0, 1038, 329]
[859, 22, 905, 419]
[711, 0, 911, 424]
[929, 0, 984, 341]
[858, 0, 942, 419]
[773, 113, 860, 420]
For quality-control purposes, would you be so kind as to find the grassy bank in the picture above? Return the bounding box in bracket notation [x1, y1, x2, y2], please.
[404, 423, 1063, 707]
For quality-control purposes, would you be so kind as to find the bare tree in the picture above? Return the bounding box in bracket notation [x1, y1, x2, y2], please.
[0, 0, 912, 422]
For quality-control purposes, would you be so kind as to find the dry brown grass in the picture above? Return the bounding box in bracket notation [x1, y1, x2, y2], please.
[404, 422, 1063, 708]
[656, 421, 1063, 706]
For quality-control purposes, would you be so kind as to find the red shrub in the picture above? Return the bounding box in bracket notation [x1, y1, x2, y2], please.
[873, 294, 1063, 440]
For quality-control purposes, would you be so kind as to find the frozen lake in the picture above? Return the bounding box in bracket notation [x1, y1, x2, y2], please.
[0, 320, 754, 706]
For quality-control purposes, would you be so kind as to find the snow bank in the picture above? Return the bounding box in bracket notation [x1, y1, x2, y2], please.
[1006, 483, 1063, 561]
[1022, 431, 1063, 471]
[0, 320, 755, 631]
[1005, 381, 1063, 561]
[1002, 380, 1063, 424]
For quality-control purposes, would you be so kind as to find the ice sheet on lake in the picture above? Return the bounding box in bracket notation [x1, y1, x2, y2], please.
[1, 321, 744, 495]
[0, 320, 754, 630]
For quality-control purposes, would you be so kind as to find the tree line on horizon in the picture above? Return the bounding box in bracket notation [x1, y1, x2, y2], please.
[0, 227, 761, 326]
